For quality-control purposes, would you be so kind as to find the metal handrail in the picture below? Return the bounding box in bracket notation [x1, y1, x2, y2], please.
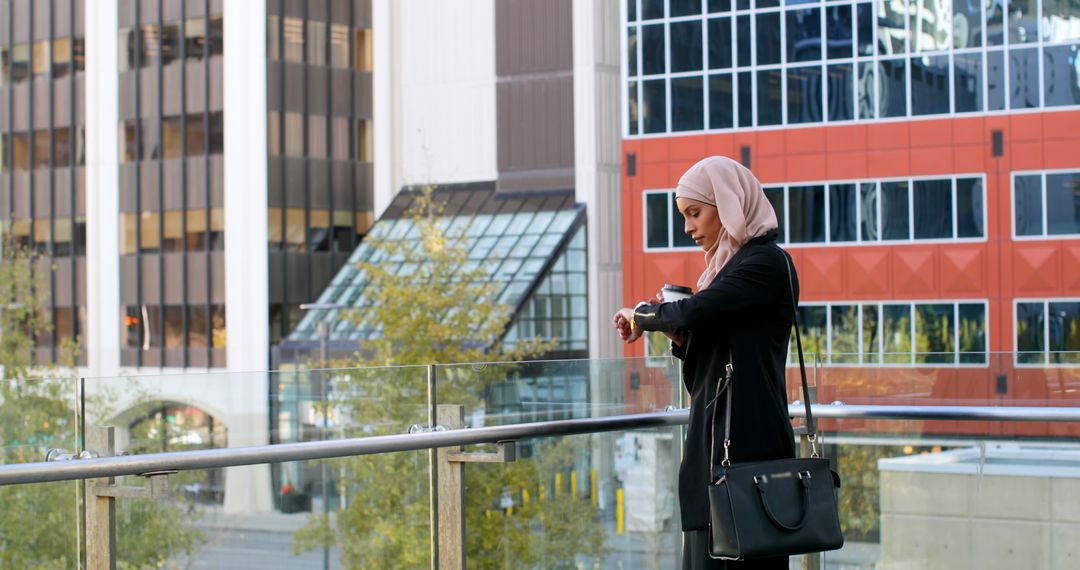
[2, 404, 1079, 486]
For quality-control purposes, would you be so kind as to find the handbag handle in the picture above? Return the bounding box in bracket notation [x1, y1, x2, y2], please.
[709, 245, 817, 472]
[755, 472, 812, 532]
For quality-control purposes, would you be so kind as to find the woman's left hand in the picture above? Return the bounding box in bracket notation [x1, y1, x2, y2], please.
[612, 307, 644, 344]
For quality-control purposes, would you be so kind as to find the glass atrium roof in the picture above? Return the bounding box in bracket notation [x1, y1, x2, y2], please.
[287, 184, 586, 348]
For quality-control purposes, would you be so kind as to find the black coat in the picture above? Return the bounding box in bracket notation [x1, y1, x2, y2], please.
[634, 232, 798, 531]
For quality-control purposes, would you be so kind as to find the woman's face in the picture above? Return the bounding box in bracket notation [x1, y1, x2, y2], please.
[676, 197, 723, 251]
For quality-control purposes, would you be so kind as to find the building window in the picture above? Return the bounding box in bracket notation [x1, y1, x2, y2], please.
[643, 190, 699, 250]
[643, 175, 984, 250]
[622, 0, 1080, 136]
[797, 301, 988, 366]
[1014, 170, 1080, 238]
[1016, 300, 1080, 365]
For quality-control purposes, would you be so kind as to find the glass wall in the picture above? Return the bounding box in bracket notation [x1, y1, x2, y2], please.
[0, 0, 87, 365]
[1015, 298, 1080, 364]
[1013, 169, 1080, 238]
[624, 0, 1080, 134]
[118, 0, 225, 368]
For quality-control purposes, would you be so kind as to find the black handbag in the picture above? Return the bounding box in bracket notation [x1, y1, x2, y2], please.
[707, 249, 844, 560]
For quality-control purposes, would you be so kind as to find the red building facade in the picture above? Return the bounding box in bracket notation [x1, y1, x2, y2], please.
[619, 1, 1080, 434]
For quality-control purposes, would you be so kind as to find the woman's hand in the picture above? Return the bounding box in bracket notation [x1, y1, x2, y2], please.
[612, 307, 644, 344]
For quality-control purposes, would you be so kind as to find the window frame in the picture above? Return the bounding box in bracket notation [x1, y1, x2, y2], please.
[794, 299, 990, 368]
[1011, 168, 1080, 240]
[1013, 297, 1080, 367]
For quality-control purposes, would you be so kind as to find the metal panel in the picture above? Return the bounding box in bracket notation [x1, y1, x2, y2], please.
[185, 252, 209, 304]
[496, 75, 576, 186]
[163, 253, 184, 304]
[495, 0, 572, 75]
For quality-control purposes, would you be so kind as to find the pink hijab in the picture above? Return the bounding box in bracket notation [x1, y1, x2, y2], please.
[675, 156, 778, 291]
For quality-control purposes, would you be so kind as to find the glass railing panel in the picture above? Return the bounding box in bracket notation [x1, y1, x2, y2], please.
[818, 416, 1078, 569]
[435, 356, 681, 427]
[86, 365, 430, 567]
[460, 427, 684, 568]
[0, 376, 81, 567]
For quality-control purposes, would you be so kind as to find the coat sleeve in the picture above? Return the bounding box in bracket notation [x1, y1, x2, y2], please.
[633, 248, 787, 334]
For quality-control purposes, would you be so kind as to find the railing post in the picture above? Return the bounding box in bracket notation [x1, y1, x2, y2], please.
[85, 426, 117, 570]
[436, 404, 466, 570]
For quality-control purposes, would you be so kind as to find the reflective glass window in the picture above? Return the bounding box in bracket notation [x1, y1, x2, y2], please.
[708, 17, 733, 69]
[1049, 302, 1080, 363]
[709, 73, 734, 129]
[1046, 172, 1080, 235]
[738, 71, 753, 126]
[915, 304, 954, 363]
[909, 3, 949, 52]
[758, 69, 783, 125]
[627, 27, 638, 76]
[826, 4, 853, 59]
[757, 12, 782, 65]
[913, 179, 952, 239]
[645, 193, 669, 248]
[737, 15, 751, 67]
[986, 0, 1005, 46]
[856, 2, 873, 56]
[829, 183, 857, 242]
[881, 181, 909, 240]
[787, 65, 822, 124]
[670, 21, 703, 72]
[765, 186, 785, 242]
[1043, 0, 1080, 43]
[910, 54, 950, 115]
[1009, 0, 1038, 44]
[857, 61, 875, 118]
[877, 1, 906, 55]
[788, 185, 825, 243]
[883, 304, 912, 363]
[879, 58, 907, 117]
[954, 52, 983, 112]
[709, 0, 731, 12]
[796, 306, 828, 359]
[627, 0, 637, 21]
[642, 23, 665, 74]
[1043, 44, 1080, 107]
[283, 17, 304, 62]
[862, 304, 881, 363]
[670, 0, 701, 17]
[831, 305, 859, 363]
[628, 81, 639, 135]
[330, 24, 350, 68]
[860, 182, 878, 240]
[958, 303, 987, 364]
[1014, 174, 1043, 236]
[642, 0, 665, 20]
[671, 76, 704, 131]
[1010, 48, 1040, 109]
[955, 177, 984, 238]
[786, 8, 820, 62]
[1016, 302, 1045, 363]
[987, 49, 1006, 110]
[671, 195, 698, 247]
[642, 79, 666, 133]
[827, 63, 854, 121]
[953, 0, 982, 49]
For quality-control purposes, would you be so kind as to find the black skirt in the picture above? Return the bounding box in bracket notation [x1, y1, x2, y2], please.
[682, 531, 789, 570]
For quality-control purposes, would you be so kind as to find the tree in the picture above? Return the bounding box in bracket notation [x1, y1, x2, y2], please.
[0, 241, 204, 568]
[294, 188, 609, 568]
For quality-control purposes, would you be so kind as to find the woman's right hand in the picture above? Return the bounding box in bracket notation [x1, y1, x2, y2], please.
[612, 308, 644, 344]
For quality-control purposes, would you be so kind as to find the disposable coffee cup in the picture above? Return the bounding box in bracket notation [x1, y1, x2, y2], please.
[662, 284, 693, 302]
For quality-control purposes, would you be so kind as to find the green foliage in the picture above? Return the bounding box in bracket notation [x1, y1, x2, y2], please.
[0, 240, 205, 568]
[294, 188, 608, 568]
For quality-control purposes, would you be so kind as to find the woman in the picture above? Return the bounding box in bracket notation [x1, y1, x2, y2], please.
[613, 156, 798, 569]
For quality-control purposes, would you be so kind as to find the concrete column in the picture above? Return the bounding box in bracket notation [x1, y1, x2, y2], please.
[84, 0, 121, 379]
[573, 0, 623, 360]
[223, 0, 272, 514]
[372, 0, 400, 217]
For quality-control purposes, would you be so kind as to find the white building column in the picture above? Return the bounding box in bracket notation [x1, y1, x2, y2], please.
[573, 0, 623, 360]
[372, 0, 400, 217]
[84, 0, 120, 379]
[223, 0, 272, 514]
